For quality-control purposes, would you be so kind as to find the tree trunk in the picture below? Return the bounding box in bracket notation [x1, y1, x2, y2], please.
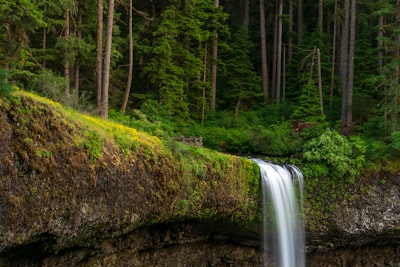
[275, 0, 283, 103]
[340, 0, 350, 124]
[317, 48, 324, 115]
[202, 42, 207, 125]
[330, 0, 338, 107]
[391, 0, 400, 132]
[272, 4, 278, 101]
[298, 0, 303, 44]
[319, 0, 323, 33]
[378, 0, 384, 72]
[121, 0, 133, 112]
[64, 8, 70, 97]
[96, 0, 103, 109]
[210, 0, 219, 113]
[243, 0, 249, 34]
[42, 3, 47, 69]
[288, 0, 293, 61]
[346, 0, 356, 125]
[260, 0, 269, 106]
[101, 0, 115, 120]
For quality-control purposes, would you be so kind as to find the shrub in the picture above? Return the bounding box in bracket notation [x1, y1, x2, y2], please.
[302, 129, 366, 183]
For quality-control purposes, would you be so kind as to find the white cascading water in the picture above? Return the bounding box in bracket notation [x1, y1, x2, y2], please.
[253, 159, 305, 267]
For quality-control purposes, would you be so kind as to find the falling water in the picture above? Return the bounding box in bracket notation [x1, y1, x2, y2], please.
[253, 159, 305, 267]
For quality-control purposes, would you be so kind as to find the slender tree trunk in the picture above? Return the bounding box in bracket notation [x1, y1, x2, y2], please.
[121, 0, 133, 112]
[202, 42, 207, 125]
[260, 0, 269, 106]
[346, 0, 356, 125]
[272, 4, 278, 101]
[317, 48, 324, 115]
[330, 0, 338, 107]
[96, 0, 104, 109]
[275, 0, 283, 103]
[340, 0, 350, 123]
[288, 0, 293, 61]
[319, 0, 324, 33]
[391, 0, 400, 132]
[298, 0, 303, 44]
[64, 8, 70, 97]
[42, 3, 47, 69]
[210, 0, 219, 113]
[283, 45, 286, 101]
[378, 0, 384, 72]
[101, 0, 115, 119]
[243, 0, 249, 34]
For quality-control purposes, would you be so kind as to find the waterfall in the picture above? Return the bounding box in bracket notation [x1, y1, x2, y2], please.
[253, 159, 305, 267]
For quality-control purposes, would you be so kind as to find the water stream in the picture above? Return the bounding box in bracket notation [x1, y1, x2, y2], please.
[253, 159, 305, 267]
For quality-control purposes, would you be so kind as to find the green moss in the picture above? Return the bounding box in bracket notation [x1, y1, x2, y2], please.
[82, 131, 103, 162]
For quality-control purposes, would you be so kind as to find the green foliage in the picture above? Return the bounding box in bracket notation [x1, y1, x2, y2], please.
[302, 129, 366, 183]
[291, 81, 325, 123]
[185, 124, 251, 153]
[249, 122, 302, 156]
[218, 27, 261, 110]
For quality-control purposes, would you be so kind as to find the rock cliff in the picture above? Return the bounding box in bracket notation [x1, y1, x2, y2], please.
[0, 92, 399, 266]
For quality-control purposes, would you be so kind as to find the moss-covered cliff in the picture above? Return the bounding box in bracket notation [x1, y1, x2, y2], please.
[0, 92, 261, 264]
[0, 92, 399, 266]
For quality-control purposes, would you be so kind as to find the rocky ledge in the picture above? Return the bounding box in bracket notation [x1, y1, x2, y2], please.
[0, 94, 400, 266]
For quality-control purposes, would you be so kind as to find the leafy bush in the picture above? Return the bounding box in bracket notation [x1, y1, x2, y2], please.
[302, 129, 366, 183]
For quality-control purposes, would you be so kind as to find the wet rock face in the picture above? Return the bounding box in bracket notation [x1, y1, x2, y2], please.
[307, 174, 400, 252]
[0, 222, 264, 267]
[307, 245, 400, 267]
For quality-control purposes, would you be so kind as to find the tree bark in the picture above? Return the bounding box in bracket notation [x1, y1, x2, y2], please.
[121, 0, 133, 112]
[346, 0, 356, 125]
[298, 0, 303, 44]
[391, 0, 400, 132]
[210, 0, 219, 113]
[378, 0, 384, 72]
[340, 0, 350, 124]
[319, 0, 324, 33]
[330, 0, 338, 107]
[317, 48, 324, 115]
[275, 0, 283, 103]
[272, 3, 278, 101]
[96, 0, 103, 109]
[260, 0, 269, 106]
[243, 0, 249, 34]
[288, 0, 293, 61]
[201, 42, 207, 125]
[101, 0, 115, 119]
